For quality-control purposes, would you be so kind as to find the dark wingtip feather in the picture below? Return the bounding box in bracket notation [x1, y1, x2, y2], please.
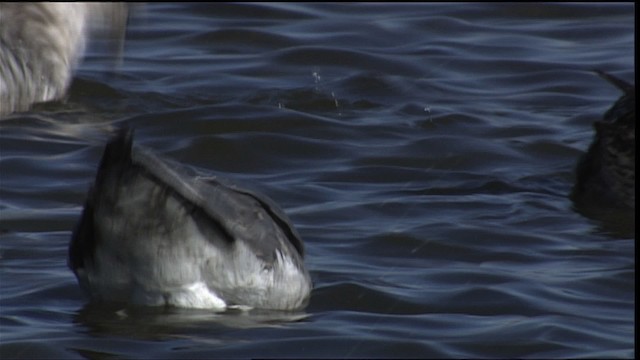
[101, 127, 134, 168]
[593, 69, 635, 94]
[68, 126, 135, 273]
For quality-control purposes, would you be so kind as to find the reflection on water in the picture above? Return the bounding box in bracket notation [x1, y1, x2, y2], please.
[73, 303, 311, 340]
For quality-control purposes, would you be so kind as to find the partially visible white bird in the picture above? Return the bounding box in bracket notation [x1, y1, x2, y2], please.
[0, 3, 128, 116]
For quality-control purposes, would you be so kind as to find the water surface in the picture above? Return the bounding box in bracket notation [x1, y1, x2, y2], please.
[0, 3, 635, 358]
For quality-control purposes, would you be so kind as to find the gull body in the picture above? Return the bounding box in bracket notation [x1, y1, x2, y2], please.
[572, 71, 635, 209]
[69, 130, 312, 310]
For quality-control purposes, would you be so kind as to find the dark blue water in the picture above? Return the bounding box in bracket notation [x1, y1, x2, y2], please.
[0, 3, 635, 358]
